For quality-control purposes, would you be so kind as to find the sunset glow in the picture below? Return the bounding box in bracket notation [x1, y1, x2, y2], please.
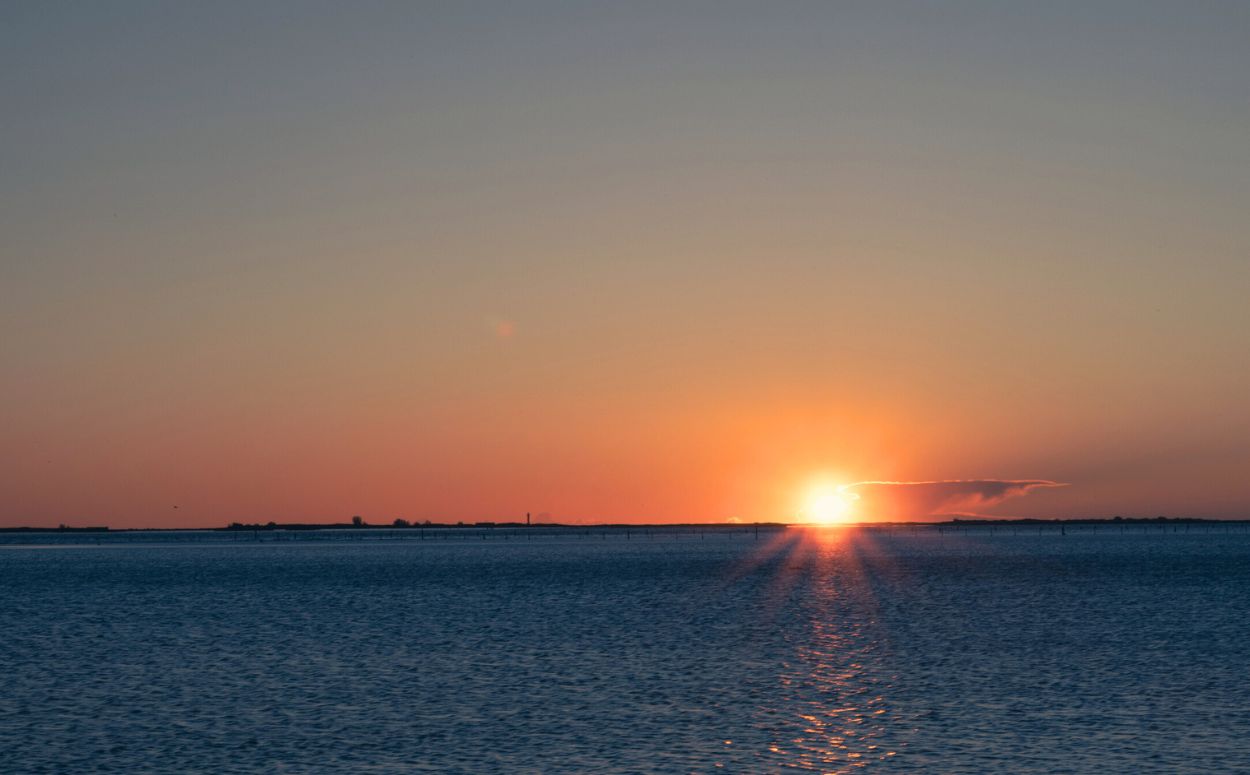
[800, 483, 858, 525]
[2, 4, 1248, 529]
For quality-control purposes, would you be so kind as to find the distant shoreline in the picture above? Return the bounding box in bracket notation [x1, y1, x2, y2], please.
[2, 516, 1248, 533]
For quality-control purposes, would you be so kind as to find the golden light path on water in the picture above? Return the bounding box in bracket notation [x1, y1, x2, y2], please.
[726, 524, 944, 772]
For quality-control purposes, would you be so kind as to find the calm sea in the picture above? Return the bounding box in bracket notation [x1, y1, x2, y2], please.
[2, 526, 1249, 773]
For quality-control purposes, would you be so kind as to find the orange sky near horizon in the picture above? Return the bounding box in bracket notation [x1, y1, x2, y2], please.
[2, 4, 1249, 528]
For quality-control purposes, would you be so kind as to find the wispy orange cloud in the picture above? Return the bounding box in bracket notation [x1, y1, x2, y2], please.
[845, 479, 1066, 520]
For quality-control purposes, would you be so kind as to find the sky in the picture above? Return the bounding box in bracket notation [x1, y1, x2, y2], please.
[2, 2, 1249, 527]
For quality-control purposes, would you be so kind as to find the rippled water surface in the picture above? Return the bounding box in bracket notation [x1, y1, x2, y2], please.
[3, 527, 1250, 773]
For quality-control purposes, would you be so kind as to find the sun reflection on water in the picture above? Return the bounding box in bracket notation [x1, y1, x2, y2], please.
[738, 526, 907, 771]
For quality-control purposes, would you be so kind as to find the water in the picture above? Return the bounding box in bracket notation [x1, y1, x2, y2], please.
[2, 527, 1249, 773]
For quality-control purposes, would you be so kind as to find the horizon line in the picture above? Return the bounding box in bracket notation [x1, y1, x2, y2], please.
[3, 515, 1249, 533]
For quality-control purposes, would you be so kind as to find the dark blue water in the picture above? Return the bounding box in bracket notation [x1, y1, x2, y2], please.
[3, 527, 1249, 772]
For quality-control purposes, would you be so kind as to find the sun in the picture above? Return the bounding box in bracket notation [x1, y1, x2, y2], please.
[800, 483, 857, 524]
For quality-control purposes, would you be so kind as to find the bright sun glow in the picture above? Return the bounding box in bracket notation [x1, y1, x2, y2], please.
[800, 483, 858, 524]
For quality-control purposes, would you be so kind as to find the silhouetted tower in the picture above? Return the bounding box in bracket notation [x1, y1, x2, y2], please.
[526, 512, 531, 527]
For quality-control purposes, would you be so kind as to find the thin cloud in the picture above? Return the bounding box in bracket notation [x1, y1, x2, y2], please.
[845, 479, 1066, 520]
